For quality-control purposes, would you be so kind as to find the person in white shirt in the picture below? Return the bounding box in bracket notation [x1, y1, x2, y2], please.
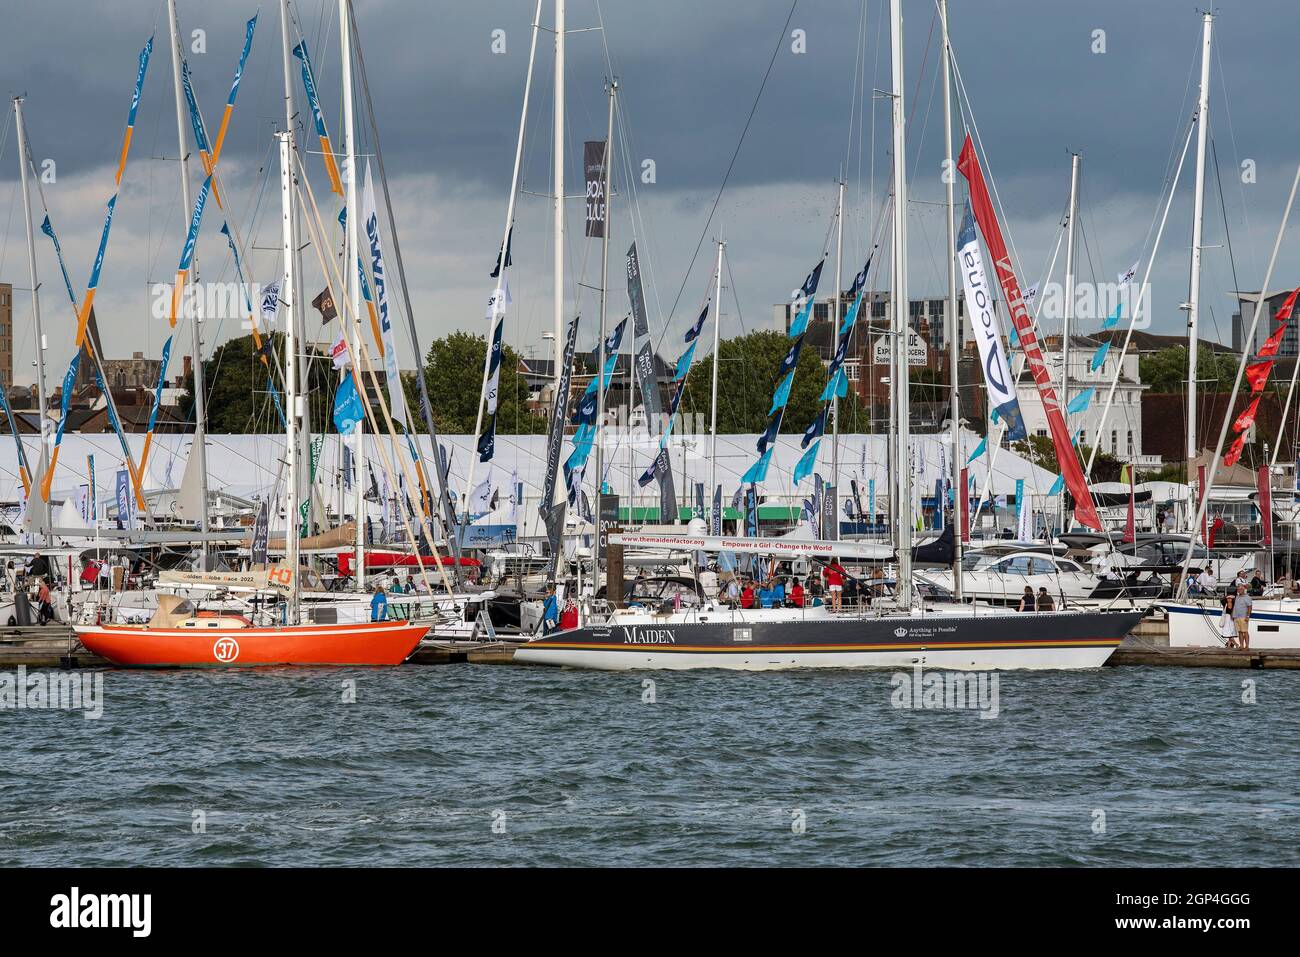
[1195, 567, 1217, 596]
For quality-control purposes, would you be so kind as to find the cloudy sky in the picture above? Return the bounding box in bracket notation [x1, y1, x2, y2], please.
[1, 0, 1296, 389]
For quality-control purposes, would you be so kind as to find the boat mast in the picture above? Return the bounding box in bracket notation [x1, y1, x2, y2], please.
[1187, 12, 1213, 476]
[167, 0, 210, 567]
[594, 77, 617, 596]
[940, 0, 960, 597]
[341, 0, 365, 589]
[1062, 151, 1079, 533]
[278, 130, 300, 622]
[708, 239, 724, 521]
[831, 178, 844, 518]
[889, 0, 912, 606]
[12, 96, 51, 547]
[553, 0, 566, 391]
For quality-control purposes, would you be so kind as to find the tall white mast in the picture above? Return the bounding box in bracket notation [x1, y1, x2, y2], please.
[890, 0, 911, 606]
[12, 97, 51, 545]
[594, 77, 617, 595]
[708, 239, 724, 519]
[1062, 151, 1079, 532]
[168, 0, 211, 565]
[940, 0, 960, 597]
[1187, 12, 1213, 468]
[553, 0, 566, 384]
[278, 131, 300, 622]
[341, 0, 365, 589]
[831, 178, 844, 518]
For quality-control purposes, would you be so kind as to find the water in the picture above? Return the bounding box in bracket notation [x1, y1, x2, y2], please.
[2, 664, 1296, 866]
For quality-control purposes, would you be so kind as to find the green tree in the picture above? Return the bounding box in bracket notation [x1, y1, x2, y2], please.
[181, 332, 336, 434]
[1012, 434, 1123, 483]
[405, 331, 544, 434]
[1139, 345, 1238, 393]
[680, 329, 866, 433]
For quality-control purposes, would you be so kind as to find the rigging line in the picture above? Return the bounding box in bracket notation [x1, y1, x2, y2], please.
[656, 0, 799, 334]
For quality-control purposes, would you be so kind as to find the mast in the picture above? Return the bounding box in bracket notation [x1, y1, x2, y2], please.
[889, 0, 911, 607]
[1187, 12, 1213, 470]
[708, 239, 724, 517]
[940, 0, 960, 597]
[341, 0, 365, 589]
[831, 178, 844, 515]
[594, 77, 617, 595]
[12, 97, 51, 546]
[553, 0, 566, 384]
[167, 0, 210, 566]
[1062, 151, 1079, 532]
[278, 131, 300, 622]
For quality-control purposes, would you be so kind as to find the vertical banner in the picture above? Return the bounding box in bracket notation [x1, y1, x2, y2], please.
[627, 242, 677, 520]
[1123, 467, 1137, 544]
[1197, 463, 1208, 544]
[934, 478, 945, 531]
[959, 467, 970, 544]
[584, 141, 607, 238]
[115, 469, 133, 530]
[821, 484, 838, 541]
[540, 316, 580, 577]
[87, 455, 97, 524]
[711, 485, 722, 536]
[1014, 479, 1028, 541]
[1258, 466, 1273, 547]
[361, 162, 411, 426]
[252, 499, 269, 565]
[744, 485, 758, 537]
[868, 479, 876, 528]
[959, 134, 1100, 530]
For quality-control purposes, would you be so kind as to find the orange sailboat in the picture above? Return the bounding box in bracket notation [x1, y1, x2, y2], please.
[75, 596, 427, 667]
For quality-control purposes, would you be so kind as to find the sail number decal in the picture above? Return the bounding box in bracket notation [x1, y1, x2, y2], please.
[213, 637, 240, 663]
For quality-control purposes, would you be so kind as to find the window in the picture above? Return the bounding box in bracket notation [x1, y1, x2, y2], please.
[1028, 557, 1057, 576]
[1127, 430, 1134, 454]
[1037, 429, 1048, 439]
[1111, 430, 1118, 452]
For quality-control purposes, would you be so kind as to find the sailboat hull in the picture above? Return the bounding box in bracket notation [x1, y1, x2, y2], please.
[514, 610, 1143, 671]
[73, 619, 430, 667]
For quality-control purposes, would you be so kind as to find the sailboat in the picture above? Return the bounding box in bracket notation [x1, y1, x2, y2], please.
[516, 0, 1144, 671]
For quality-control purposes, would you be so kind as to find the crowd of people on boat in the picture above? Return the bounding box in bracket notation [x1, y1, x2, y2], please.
[1016, 586, 1057, 613]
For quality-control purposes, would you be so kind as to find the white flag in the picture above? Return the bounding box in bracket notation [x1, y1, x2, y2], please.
[330, 330, 350, 370]
[361, 161, 410, 425]
[1118, 261, 1139, 287]
[1017, 492, 1033, 540]
[470, 470, 494, 518]
[258, 279, 282, 331]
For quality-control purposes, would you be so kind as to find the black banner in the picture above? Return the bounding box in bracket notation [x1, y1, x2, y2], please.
[584, 140, 607, 238]
[540, 316, 580, 578]
[626, 242, 677, 520]
[251, 500, 269, 566]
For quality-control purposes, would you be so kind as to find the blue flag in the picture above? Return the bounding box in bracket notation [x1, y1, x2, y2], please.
[966, 437, 987, 464]
[333, 372, 364, 434]
[1066, 387, 1094, 415]
[793, 441, 820, 483]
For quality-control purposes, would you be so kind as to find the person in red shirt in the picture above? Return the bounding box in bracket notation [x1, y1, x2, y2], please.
[824, 562, 845, 611]
[790, 580, 805, 607]
[740, 581, 756, 609]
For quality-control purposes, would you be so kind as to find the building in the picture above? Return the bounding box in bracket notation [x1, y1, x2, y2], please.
[0, 282, 12, 390]
[1232, 289, 1300, 356]
[1009, 334, 1153, 465]
[774, 291, 968, 362]
[1091, 328, 1236, 360]
[100, 351, 163, 391]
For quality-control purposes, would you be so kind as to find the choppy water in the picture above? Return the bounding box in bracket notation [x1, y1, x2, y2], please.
[1, 663, 1296, 866]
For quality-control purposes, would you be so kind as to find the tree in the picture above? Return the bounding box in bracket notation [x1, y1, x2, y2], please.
[1140, 345, 1238, 393]
[405, 331, 544, 434]
[679, 329, 866, 433]
[180, 332, 336, 434]
[1012, 434, 1123, 483]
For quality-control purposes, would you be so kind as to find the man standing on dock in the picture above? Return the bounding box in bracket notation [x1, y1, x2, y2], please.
[1231, 585, 1253, 651]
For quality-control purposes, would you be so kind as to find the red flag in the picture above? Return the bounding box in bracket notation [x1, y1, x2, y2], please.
[1122, 467, 1136, 544]
[1208, 516, 1224, 548]
[1258, 465, 1273, 546]
[1224, 432, 1247, 467]
[80, 559, 104, 585]
[1233, 395, 1262, 433]
[1259, 323, 1287, 358]
[957, 134, 1101, 531]
[1245, 360, 1274, 394]
[1275, 286, 1300, 324]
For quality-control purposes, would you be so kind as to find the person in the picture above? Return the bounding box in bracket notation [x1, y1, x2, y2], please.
[1194, 567, 1217, 596]
[1249, 570, 1266, 596]
[1017, 586, 1035, 613]
[1231, 585, 1252, 650]
[1, 561, 14, 594]
[790, 579, 805, 608]
[541, 583, 560, 635]
[28, 550, 50, 581]
[772, 578, 786, 606]
[805, 576, 822, 607]
[37, 576, 55, 625]
[824, 562, 845, 612]
[740, 580, 756, 609]
[1036, 587, 1055, 612]
[725, 577, 740, 608]
[369, 583, 388, 622]
[1218, 592, 1239, 649]
[1163, 510, 1175, 533]
[1232, 569, 1250, 595]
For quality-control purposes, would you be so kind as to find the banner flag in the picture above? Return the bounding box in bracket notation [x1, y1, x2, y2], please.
[959, 134, 1100, 529]
[584, 141, 608, 238]
[361, 161, 411, 426]
[786, 261, 824, 338]
[333, 372, 364, 435]
[292, 41, 344, 195]
[627, 242, 676, 518]
[540, 316, 580, 576]
[957, 203, 1025, 440]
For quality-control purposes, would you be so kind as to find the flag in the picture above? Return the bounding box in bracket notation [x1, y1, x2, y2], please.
[674, 341, 698, 381]
[1259, 323, 1287, 358]
[966, 437, 986, 464]
[333, 372, 364, 434]
[490, 227, 513, 278]
[292, 40, 344, 195]
[1101, 302, 1122, 330]
[331, 331, 349, 369]
[769, 371, 795, 415]
[684, 302, 708, 342]
[1090, 340, 1111, 372]
[793, 441, 819, 483]
[313, 287, 337, 323]
[801, 407, 827, 449]
[1118, 261, 1139, 287]
[1275, 286, 1300, 324]
[1233, 395, 1262, 433]
[1224, 433, 1247, 468]
[1066, 387, 1094, 415]
[787, 261, 824, 338]
[742, 448, 774, 485]
[1245, 360, 1274, 394]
